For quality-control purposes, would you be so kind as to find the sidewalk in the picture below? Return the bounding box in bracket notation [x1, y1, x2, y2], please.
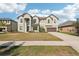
[0, 41, 69, 46]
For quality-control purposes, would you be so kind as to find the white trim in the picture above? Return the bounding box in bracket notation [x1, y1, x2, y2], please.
[18, 14, 58, 32]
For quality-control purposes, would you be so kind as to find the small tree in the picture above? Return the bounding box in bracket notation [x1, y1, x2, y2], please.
[39, 26, 45, 32]
[0, 21, 6, 26]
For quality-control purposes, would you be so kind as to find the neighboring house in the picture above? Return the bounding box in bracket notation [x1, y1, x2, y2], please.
[58, 21, 76, 33]
[0, 18, 17, 32]
[17, 13, 58, 33]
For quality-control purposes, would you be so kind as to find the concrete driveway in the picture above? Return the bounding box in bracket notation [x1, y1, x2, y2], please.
[49, 32, 79, 53]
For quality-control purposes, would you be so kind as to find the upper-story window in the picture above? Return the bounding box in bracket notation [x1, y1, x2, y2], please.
[48, 19, 50, 23]
[33, 19, 36, 23]
[7, 20, 10, 23]
[20, 19, 23, 23]
[54, 20, 56, 23]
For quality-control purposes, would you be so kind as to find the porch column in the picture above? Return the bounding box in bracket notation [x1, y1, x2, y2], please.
[29, 19, 31, 31]
[37, 26, 39, 32]
[45, 26, 47, 32]
[4, 27, 7, 32]
[24, 19, 27, 32]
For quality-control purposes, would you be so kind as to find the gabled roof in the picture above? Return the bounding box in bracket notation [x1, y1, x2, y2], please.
[33, 15, 46, 20]
[59, 21, 75, 27]
[49, 14, 59, 20]
[46, 16, 54, 20]
[38, 17, 46, 20]
[0, 18, 17, 23]
[17, 13, 32, 19]
[33, 14, 58, 20]
[17, 13, 58, 21]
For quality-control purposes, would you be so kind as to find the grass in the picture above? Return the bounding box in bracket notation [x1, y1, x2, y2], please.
[0, 46, 79, 56]
[0, 32, 62, 41]
[59, 32, 77, 36]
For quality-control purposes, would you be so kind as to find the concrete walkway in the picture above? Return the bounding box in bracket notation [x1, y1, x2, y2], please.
[0, 41, 69, 46]
[49, 32, 79, 53]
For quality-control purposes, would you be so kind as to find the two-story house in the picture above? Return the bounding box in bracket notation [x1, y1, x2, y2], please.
[17, 13, 58, 32]
[0, 18, 17, 32]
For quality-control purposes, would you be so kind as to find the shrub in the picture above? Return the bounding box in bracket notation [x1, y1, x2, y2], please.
[39, 27, 45, 32]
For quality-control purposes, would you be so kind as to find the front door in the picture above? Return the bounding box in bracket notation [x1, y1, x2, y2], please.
[27, 26, 29, 32]
[25, 18, 30, 32]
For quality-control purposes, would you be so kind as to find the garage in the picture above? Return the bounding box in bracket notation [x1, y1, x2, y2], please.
[47, 28, 56, 32]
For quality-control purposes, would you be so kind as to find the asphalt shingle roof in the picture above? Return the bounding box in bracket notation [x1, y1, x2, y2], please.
[59, 21, 75, 27]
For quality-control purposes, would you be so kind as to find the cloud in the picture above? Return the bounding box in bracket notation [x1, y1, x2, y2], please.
[0, 3, 27, 14]
[52, 3, 79, 22]
[27, 9, 40, 16]
[27, 3, 79, 23]
[27, 9, 51, 17]
[41, 9, 52, 15]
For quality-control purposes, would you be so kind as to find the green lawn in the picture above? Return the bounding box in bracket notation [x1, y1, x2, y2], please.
[59, 32, 77, 36]
[0, 33, 62, 41]
[0, 46, 79, 56]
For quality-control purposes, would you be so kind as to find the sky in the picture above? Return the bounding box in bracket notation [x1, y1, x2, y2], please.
[0, 3, 79, 23]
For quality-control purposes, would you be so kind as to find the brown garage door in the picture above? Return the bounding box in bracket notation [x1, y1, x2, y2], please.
[47, 28, 56, 32]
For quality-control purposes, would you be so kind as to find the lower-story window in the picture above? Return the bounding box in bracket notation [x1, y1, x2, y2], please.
[20, 26, 23, 30]
[33, 26, 37, 30]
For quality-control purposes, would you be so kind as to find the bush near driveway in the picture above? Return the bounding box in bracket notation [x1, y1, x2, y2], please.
[39, 27, 45, 32]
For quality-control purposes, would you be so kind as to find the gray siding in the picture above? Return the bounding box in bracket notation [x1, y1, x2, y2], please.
[11, 21, 17, 32]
